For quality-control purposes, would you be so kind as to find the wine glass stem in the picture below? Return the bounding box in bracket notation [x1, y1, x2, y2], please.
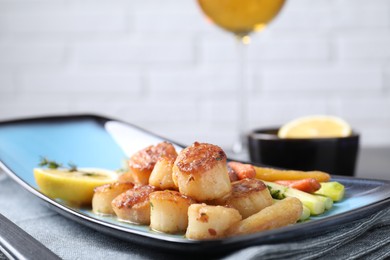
[233, 36, 250, 154]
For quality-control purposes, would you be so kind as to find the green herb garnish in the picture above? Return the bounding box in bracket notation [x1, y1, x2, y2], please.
[267, 185, 286, 200]
[39, 157, 62, 169]
[68, 162, 78, 172]
[38, 157, 101, 176]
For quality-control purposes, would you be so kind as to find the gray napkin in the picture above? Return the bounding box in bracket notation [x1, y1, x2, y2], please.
[0, 174, 389, 260]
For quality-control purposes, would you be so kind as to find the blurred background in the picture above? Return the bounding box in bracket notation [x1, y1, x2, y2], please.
[0, 0, 389, 154]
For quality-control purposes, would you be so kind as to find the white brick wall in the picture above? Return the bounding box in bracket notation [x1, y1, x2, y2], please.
[1, 0, 390, 151]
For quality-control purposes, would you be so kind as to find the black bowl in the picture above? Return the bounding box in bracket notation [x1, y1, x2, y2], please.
[247, 127, 360, 176]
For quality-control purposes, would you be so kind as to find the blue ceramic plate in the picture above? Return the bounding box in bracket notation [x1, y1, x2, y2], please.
[0, 114, 389, 254]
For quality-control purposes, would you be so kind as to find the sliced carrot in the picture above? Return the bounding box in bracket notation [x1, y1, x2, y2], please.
[227, 162, 256, 180]
[275, 178, 322, 193]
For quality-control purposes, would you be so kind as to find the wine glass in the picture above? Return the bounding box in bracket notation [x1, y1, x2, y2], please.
[197, 0, 286, 156]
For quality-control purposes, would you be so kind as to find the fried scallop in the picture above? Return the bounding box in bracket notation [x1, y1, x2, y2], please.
[186, 203, 242, 240]
[172, 142, 231, 201]
[227, 197, 303, 236]
[149, 190, 195, 234]
[117, 171, 136, 184]
[92, 182, 135, 215]
[111, 185, 156, 225]
[119, 142, 178, 185]
[211, 178, 273, 219]
[149, 156, 177, 190]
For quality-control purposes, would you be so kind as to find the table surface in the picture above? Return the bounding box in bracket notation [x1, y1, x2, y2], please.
[355, 147, 390, 180]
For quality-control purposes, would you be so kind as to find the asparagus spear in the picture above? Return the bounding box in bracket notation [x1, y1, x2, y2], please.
[299, 205, 311, 221]
[314, 194, 333, 210]
[315, 182, 345, 202]
[265, 181, 326, 215]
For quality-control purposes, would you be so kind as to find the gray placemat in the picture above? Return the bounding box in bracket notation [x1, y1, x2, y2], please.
[0, 174, 389, 260]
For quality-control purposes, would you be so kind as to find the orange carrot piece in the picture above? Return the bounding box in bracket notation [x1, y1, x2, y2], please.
[227, 162, 256, 180]
[275, 178, 321, 193]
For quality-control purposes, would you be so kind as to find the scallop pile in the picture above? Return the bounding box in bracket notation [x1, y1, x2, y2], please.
[92, 141, 302, 239]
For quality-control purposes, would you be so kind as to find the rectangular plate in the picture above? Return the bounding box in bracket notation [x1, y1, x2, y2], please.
[0, 114, 389, 254]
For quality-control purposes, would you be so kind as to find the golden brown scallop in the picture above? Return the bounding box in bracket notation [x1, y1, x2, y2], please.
[227, 197, 303, 236]
[111, 185, 156, 225]
[186, 203, 242, 240]
[149, 156, 177, 190]
[92, 182, 135, 215]
[149, 190, 195, 234]
[119, 142, 178, 185]
[211, 178, 273, 219]
[172, 142, 231, 201]
[117, 171, 136, 184]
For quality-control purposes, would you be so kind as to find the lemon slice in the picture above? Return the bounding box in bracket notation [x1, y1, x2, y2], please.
[278, 115, 352, 138]
[34, 168, 118, 206]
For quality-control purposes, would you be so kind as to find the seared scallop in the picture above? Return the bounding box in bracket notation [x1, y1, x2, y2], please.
[227, 197, 303, 236]
[92, 182, 135, 215]
[172, 142, 231, 201]
[119, 142, 178, 185]
[111, 185, 156, 225]
[149, 190, 195, 234]
[211, 178, 273, 219]
[117, 171, 136, 184]
[186, 204, 242, 240]
[149, 156, 177, 190]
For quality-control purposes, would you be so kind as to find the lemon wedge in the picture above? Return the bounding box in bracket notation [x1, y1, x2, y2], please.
[278, 115, 352, 138]
[34, 168, 118, 206]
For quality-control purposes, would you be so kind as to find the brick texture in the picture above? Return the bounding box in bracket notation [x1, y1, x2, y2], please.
[0, 0, 390, 150]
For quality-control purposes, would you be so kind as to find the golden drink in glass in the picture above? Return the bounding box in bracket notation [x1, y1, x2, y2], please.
[197, 0, 286, 154]
[198, 0, 285, 40]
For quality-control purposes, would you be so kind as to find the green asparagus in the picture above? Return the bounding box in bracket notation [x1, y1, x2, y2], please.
[315, 182, 345, 202]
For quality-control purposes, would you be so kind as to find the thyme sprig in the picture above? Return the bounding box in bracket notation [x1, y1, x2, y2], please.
[39, 157, 62, 169]
[68, 162, 78, 172]
[38, 157, 100, 177]
[267, 185, 286, 200]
